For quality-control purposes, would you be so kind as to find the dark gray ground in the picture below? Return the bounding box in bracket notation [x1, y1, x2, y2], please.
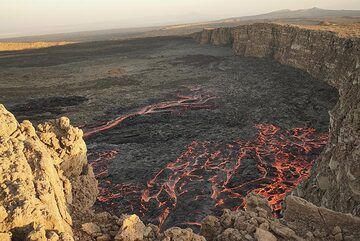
[0, 36, 338, 229]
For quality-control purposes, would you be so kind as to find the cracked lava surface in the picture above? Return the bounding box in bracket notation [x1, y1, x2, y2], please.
[86, 92, 328, 229]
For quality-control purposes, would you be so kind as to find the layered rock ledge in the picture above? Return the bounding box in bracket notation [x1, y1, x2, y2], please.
[192, 23, 360, 216]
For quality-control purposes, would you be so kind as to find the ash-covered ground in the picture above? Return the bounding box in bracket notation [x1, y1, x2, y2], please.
[0, 36, 338, 230]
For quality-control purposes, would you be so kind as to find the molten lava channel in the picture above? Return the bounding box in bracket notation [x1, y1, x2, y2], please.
[84, 92, 216, 138]
[86, 92, 328, 229]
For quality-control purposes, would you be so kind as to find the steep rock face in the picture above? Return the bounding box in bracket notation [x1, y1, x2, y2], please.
[36, 117, 98, 211]
[193, 23, 360, 216]
[0, 105, 73, 240]
[37, 116, 88, 178]
[193, 28, 232, 46]
[0, 104, 98, 240]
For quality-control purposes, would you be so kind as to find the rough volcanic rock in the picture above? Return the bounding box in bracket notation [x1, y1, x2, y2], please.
[81, 223, 102, 236]
[0, 104, 99, 240]
[71, 211, 121, 241]
[161, 227, 205, 241]
[70, 164, 98, 211]
[115, 215, 146, 241]
[0, 104, 73, 240]
[283, 195, 360, 240]
[193, 22, 360, 216]
[37, 116, 87, 178]
[200, 216, 222, 240]
[36, 117, 98, 211]
[255, 228, 277, 241]
[244, 193, 272, 217]
[199, 192, 360, 241]
[192, 28, 232, 46]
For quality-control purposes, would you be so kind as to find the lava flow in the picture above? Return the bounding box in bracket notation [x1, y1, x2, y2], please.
[139, 124, 327, 227]
[88, 121, 328, 229]
[84, 92, 217, 138]
[85, 90, 328, 228]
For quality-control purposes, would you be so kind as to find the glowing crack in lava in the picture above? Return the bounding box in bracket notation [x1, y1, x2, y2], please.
[84, 92, 216, 138]
[139, 124, 327, 227]
[85, 92, 328, 228]
[89, 127, 327, 228]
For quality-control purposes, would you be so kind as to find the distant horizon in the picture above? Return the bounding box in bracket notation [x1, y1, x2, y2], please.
[1, 0, 360, 39]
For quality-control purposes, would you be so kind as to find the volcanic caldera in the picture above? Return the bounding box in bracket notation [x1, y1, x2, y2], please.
[0, 35, 338, 230]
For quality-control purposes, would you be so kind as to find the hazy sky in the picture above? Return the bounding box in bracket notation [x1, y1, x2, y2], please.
[1, 0, 359, 38]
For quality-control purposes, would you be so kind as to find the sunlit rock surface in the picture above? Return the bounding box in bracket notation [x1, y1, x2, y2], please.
[0, 104, 98, 240]
[36, 116, 98, 211]
[0, 104, 74, 240]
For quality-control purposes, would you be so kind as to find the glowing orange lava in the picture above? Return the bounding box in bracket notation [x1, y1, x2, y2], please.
[84, 93, 216, 138]
[85, 92, 328, 228]
[139, 124, 327, 226]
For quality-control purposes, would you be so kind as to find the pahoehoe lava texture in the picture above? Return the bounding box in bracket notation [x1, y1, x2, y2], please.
[0, 36, 338, 229]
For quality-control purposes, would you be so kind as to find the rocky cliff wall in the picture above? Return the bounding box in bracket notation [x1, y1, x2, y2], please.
[192, 23, 360, 216]
[0, 104, 97, 240]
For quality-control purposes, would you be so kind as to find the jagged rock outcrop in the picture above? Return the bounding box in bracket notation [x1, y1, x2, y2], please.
[36, 117, 98, 211]
[193, 23, 360, 216]
[36, 116, 88, 178]
[0, 104, 74, 240]
[0, 104, 98, 240]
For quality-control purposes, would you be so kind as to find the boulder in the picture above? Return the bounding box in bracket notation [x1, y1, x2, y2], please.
[162, 227, 205, 241]
[245, 193, 272, 217]
[200, 215, 222, 240]
[115, 215, 146, 241]
[255, 228, 277, 241]
[81, 222, 101, 236]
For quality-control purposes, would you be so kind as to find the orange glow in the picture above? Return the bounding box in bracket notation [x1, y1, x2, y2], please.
[86, 92, 327, 228]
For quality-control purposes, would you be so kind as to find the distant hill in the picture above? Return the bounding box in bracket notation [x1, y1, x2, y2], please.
[220, 7, 360, 22]
[1, 7, 359, 43]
